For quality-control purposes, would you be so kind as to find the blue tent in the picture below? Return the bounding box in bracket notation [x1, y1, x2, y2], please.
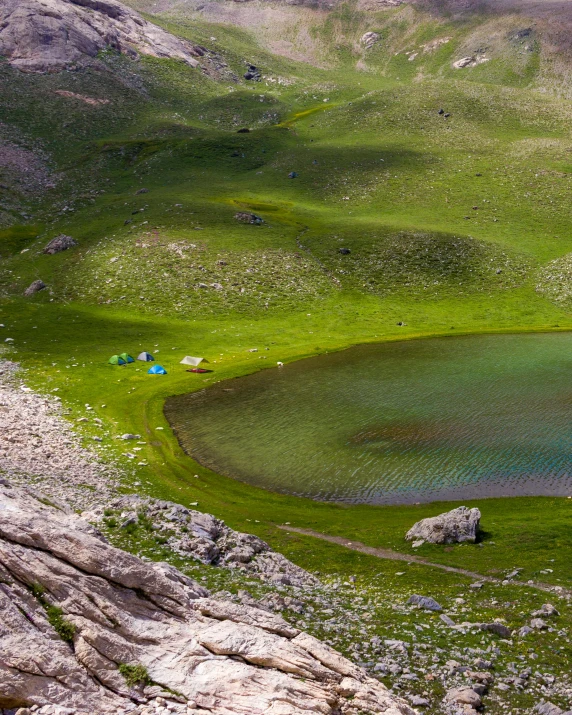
[148, 364, 167, 375]
[137, 351, 154, 361]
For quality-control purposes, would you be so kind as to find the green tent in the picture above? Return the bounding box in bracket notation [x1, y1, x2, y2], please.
[108, 355, 126, 365]
[119, 352, 135, 364]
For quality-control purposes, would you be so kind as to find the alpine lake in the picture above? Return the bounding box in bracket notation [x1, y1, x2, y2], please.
[165, 333, 572, 505]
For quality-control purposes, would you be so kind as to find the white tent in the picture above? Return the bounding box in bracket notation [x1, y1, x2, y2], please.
[180, 356, 206, 366]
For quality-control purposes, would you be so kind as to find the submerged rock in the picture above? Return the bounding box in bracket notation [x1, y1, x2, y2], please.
[405, 506, 481, 544]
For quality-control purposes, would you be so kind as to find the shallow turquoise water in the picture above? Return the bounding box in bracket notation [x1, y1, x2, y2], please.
[165, 333, 572, 504]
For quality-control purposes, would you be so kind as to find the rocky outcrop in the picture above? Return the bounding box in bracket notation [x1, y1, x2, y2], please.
[405, 506, 481, 544]
[87, 494, 321, 588]
[43, 234, 76, 254]
[0, 0, 206, 72]
[0, 481, 414, 714]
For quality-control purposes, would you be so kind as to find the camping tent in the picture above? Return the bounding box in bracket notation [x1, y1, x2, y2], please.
[108, 355, 126, 365]
[148, 365, 167, 375]
[180, 356, 207, 367]
[137, 352, 154, 362]
[119, 353, 135, 364]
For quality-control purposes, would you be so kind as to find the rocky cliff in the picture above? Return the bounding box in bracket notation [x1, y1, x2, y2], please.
[0, 0, 206, 72]
[0, 480, 414, 715]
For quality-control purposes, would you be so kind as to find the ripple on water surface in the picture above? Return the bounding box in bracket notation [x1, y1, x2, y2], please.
[165, 333, 572, 504]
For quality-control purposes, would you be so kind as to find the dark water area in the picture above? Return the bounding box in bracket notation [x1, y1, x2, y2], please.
[165, 333, 572, 504]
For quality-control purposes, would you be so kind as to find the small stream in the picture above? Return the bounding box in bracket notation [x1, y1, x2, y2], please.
[165, 333, 572, 504]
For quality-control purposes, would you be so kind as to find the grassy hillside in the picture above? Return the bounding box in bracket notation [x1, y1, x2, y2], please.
[4, 3, 572, 708]
[3, 0, 572, 528]
[2, 0, 572, 686]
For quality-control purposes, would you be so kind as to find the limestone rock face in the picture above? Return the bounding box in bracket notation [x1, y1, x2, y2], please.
[0, 481, 414, 715]
[405, 506, 481, 544]
[0, 0, 204, 72]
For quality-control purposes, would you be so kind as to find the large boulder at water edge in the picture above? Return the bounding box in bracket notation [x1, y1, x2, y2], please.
[405, 506, 481, 544]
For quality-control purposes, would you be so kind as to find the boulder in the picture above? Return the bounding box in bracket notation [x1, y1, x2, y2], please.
[43, 234, 76, 254]
[532, 603, 559, 617]
[444, 686, 482, 708]
[536, 703, 568, 715]
[98, 494, 320, 588]
[453, 56, 476, 68]
[0, 481, 415, 714]
[453, 55, 489, 69]
[405, 506, 481, 544]
[244, 64, 261, 81]
[407, 594, 442, 611]
[361, 32, 380, 49]
[0, 0, 204, 73]
[480, 622, 512, 639]
[23, 279, 46, 296]
[235, 211, 263, 224]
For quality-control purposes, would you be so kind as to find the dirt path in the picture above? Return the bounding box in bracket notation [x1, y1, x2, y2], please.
[277, 525, 568, 596]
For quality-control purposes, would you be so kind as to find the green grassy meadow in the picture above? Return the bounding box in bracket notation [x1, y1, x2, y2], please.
[3, 1, 572, 597]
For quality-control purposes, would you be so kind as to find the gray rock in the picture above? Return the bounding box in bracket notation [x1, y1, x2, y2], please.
[361, 31, 380, 48]
[473, 657, 492, 670]
[405, 506, 481, 544]
[532, 603, 559, 617]
[518, 625, 533, 637]
[536, 702, 566, 715]
[0, 481, 415, 715]
[43, 234, 76, 254]
[531, 618, 548, 630]
[24, 279, 46, 297]
[0, 0, 204, 72]
[234, 211, 263, 225]
[444, 686, 482, 708]
[407, 594, 442, 611]
[440, 614, 456, 626]
[480, 622, 512, 639]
